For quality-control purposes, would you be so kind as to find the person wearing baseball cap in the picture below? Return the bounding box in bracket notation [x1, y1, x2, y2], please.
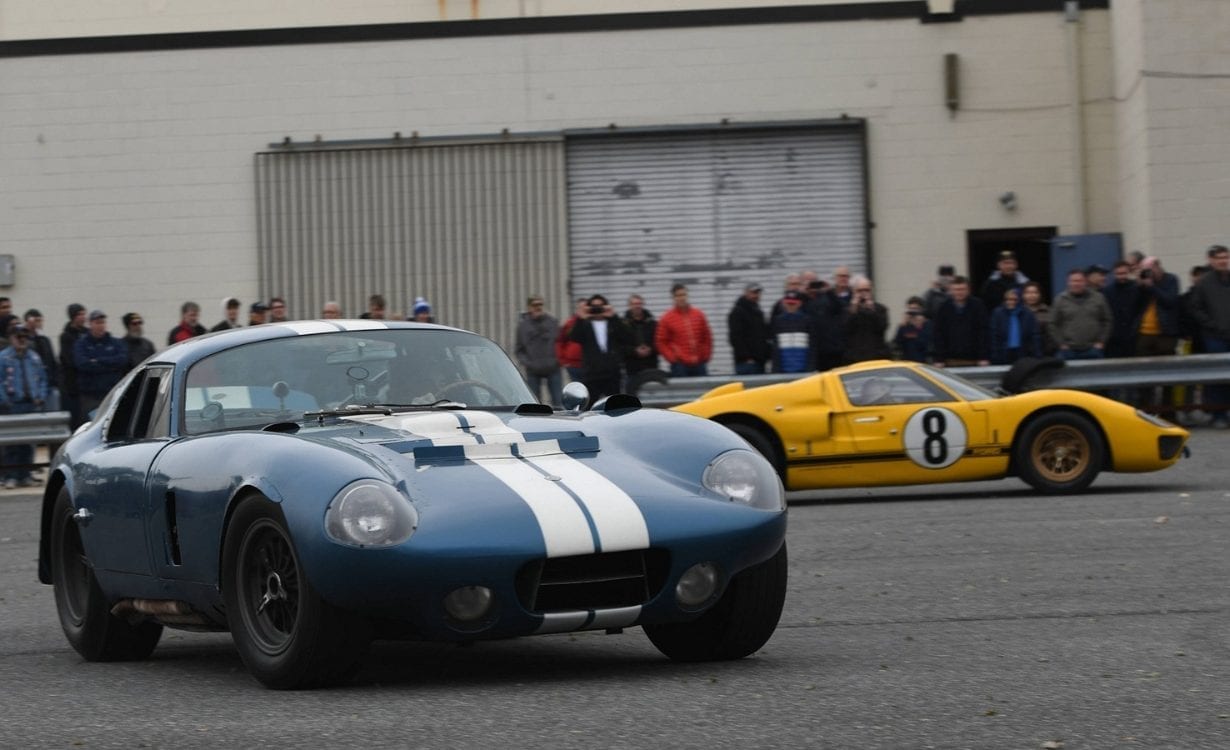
[979, 249, 1030, 311]
[248, 301, 269, 326]
[73, 310, 127, 420]
[121, 312, 155, 372]
[728, 283, 771, 374]
[0, 322, 50, 488]
[771, 290, 813, 373]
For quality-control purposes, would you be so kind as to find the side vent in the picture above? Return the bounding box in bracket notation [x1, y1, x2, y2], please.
[166, 491, 183, 566]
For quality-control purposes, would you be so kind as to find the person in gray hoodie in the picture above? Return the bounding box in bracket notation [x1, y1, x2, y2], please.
[1050, 268, 1112, 360]
[514, 295, 562, 407]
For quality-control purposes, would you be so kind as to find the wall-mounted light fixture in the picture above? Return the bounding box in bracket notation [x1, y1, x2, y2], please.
[999, 191, 1018, 211]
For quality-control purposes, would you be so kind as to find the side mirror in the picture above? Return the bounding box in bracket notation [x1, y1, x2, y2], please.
[561, 381, 589, 413]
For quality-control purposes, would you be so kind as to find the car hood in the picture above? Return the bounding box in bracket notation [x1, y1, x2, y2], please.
[294, 408, 748, 559]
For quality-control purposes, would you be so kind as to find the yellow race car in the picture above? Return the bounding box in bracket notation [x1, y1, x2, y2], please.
[672, 360, 1189, 494]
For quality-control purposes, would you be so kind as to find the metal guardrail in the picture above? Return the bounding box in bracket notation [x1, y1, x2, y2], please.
[631, 353, 1230, 408]
[0, 410, 71, 455]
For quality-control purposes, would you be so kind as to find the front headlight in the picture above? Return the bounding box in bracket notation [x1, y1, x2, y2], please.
[325, 480, 418, 547]
[702, 450, 785, 511]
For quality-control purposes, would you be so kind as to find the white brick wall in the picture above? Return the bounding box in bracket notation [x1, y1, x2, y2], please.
[1, 7, 1117, 340]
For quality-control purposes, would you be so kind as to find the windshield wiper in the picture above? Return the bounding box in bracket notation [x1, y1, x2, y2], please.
[305, 405, 395, 419]
[306, 400, 471, 419]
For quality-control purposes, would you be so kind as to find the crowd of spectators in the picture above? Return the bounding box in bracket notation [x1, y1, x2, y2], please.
[0, 291, 441, 488]
[4, 243, 1228, 491]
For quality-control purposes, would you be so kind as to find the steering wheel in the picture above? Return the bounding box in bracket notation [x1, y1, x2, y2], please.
[437, 380, 502, 405]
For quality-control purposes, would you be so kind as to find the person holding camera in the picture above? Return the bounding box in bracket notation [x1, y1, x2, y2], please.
[842, 276, 891, 364]
[1133, 257, 1180, 356]
[569, 294, 632, 404]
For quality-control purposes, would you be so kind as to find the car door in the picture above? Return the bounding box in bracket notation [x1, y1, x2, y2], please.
[74, 366, 175, 576]
[830, 367, 989, 481]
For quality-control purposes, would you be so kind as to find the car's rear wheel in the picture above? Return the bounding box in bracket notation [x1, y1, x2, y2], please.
[51, 487, 163, 661]
[645, 543, 787, 662]
[222, 495, 371, 689]
[727, 423, 782, 476]
[1014, 411, 1104, 494]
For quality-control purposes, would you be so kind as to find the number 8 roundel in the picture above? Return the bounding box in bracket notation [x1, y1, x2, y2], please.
[903, 407, 967, 469]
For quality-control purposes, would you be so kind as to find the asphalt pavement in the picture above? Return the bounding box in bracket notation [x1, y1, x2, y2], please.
[1, 427, 1227, 749]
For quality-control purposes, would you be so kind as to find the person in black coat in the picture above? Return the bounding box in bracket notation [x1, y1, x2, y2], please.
[728, 283, 772, 375]
[932, 276, 990, 366]
[1102, 261, 1141, 358]
[622, 295, 659, 380]
[569, 294, 633, 405]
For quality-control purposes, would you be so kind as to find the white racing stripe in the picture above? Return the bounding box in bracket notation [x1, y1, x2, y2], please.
[335, 320, 390, 331]
[475, 458, 596, 558]
[349, 409, 649, 558]
[280, 321, 340, 335]
[524, 453, 650, 553]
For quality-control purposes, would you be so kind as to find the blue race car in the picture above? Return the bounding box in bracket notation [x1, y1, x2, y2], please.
[38, 321, 787, 688]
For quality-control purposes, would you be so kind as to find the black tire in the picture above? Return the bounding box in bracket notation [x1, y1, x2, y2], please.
[222, 495, 371, 689]
[50, 487, 163, 661]
[645, 543, 787, 662]
[1013, 411, 1104, 494]
[727, 422, 782, 476]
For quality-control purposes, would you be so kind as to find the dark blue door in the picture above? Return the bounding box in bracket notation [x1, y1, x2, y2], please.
[1049, 233, 1122, 295]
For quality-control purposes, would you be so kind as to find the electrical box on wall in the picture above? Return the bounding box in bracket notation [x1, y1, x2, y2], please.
[0, 256, 13, 287]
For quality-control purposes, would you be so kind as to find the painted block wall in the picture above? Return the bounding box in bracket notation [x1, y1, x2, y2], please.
[0, 8, 1112, 342]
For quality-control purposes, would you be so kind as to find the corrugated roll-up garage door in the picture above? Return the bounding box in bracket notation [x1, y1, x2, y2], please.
[566, 122, 868, 375]
[255, 138, 568, 355]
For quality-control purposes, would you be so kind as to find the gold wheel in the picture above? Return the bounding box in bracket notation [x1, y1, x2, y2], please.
[1030, 424, 1092, 483]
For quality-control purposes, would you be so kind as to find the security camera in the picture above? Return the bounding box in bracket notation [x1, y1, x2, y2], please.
[998, 191, 1017, 210]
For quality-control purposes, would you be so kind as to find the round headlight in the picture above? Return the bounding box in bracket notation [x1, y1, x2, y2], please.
[325, 480, 418, 547]
[702, 450, 785, 510]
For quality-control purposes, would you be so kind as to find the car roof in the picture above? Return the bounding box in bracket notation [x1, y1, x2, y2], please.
[144, 320, 464, 368]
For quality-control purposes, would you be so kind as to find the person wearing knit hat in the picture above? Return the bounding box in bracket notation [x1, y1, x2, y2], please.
[60, 303, 88, 428]
[412, 297, 434, 323]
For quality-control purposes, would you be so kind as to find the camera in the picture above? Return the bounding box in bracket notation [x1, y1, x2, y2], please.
[588, 304, 606, 315]
[1140, 269, 1152, 280]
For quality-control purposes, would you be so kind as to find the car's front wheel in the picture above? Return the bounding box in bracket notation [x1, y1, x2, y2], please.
[1014, 411, 1104, 494]
[222, 495, 371, 689]
[51, 487, 163, 661]
[645, 543, 787, 662]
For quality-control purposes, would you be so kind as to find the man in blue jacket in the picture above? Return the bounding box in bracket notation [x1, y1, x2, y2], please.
[0, 324, 50, 488]
[73, 310, 128, 420]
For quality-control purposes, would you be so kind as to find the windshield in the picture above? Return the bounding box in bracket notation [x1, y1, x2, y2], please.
[919, 364, 998, 402]
[182, 328, 537, 434]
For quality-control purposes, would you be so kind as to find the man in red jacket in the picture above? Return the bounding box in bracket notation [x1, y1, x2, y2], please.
[655, 283, 713, 377]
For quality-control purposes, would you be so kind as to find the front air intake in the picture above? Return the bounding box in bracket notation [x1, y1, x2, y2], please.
[516, 549, 670, 613]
